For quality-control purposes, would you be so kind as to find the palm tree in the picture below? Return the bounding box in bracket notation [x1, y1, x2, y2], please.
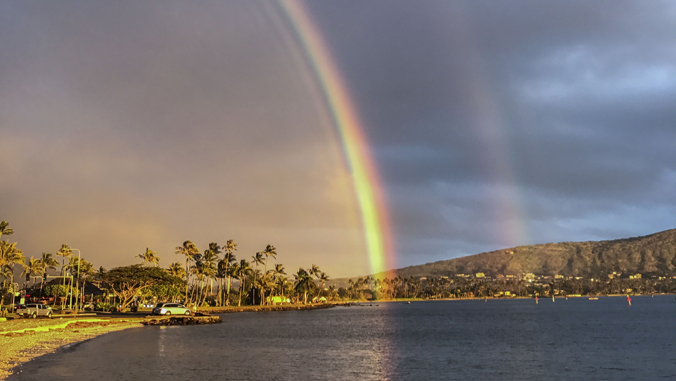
[294, 268, 314, 304]
[220, 240, 237, 306]
[234, 259, 252, 306]
[262, 244, 277, 274]
[200, 244, 220, 305]
[190, 259, 206, 305]
[56, 244, 74, 308]
[69, 258, 94, 308]
[251, 252, 264, 304]
[137, 248, 160, 266]
[22, 256, 45, 288]
[38, 252, 59, 294]
[317, 271, 329, 298]
[39, 252, 59, 271]
[276, 275, 289, 298]
[269, 263, 286, 299]
[259, 271, 276, 304]
[259, 245, 277, 305]
[175, 240, 200, 302]
[274, 263, 286, 277]
[0, 221, 14, 238]
[228, 263, 241, 306]
[93, 266, 107, 288]
[0, 240, 24, 286]
[168, 262, 186, 278]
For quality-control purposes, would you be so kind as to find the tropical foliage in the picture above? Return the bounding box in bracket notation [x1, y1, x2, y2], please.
[101, 265, 184, 310]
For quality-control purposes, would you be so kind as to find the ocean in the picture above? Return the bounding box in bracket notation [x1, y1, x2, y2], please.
[10, 295, 676, 380]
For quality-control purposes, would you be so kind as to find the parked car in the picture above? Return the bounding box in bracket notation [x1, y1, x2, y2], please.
[152, 303, 191, 316]
[16, 303, 53, 319]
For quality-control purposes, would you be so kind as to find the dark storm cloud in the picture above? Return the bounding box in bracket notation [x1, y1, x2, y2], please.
[304, 1, 676, 265]
[2, 1, 675, 276]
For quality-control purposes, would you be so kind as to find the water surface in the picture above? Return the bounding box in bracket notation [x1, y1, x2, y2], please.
[10, 295, 676, 380]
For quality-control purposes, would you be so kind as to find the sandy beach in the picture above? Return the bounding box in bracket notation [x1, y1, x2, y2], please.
[0, 317, 144, 380]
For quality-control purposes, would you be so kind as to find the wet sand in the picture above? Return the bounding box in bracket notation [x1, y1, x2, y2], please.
[0, 317, 143, 380]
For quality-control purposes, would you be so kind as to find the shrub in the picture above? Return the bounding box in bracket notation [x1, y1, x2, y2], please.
[95, 302, 116, 312]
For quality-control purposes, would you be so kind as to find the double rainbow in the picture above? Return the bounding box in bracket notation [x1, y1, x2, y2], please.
[280, 0, 394, 276]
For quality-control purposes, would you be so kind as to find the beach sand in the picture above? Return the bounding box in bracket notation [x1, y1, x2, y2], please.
[0, 317, 143, 380]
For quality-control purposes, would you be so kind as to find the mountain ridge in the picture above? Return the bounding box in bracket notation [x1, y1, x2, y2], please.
[330, 229, 676, 286]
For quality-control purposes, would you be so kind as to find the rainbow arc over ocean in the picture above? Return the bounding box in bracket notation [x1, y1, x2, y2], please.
[279, 0, 395, 276]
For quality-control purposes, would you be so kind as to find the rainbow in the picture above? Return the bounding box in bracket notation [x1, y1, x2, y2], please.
[279, 0, 395, 276]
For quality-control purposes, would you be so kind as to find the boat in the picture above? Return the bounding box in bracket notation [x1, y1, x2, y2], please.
[588, 297, 598, 300]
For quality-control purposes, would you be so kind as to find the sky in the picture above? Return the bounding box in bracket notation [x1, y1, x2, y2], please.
[1, 1, 676, 278]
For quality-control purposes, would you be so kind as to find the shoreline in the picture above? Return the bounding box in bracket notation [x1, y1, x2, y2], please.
[0, 317, 144, 380]
[3, 295, 667, 378]
[1, 303, 340, 379]
[347, 293, 675, 303]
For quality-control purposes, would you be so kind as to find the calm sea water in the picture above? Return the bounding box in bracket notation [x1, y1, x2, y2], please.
[10, 295, 676, 380]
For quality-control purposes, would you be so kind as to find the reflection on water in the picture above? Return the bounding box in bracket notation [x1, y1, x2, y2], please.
[10, 296, 676, 380]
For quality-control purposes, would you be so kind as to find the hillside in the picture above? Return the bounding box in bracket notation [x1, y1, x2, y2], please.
[385, 229, 676, 279]
[329, 229, 676, 287]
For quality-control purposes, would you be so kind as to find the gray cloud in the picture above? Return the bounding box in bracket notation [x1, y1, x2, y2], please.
[1, 1, 675, 276]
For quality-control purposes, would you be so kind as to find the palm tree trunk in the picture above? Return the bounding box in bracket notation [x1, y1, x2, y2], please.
[190, 282, 197, 304]
[238, 279, 243, 307]
[60, 260, 66, 310]
[226, 277, 232, 306]
[185, 258, 190, 303]
[217, 278, 222, 307]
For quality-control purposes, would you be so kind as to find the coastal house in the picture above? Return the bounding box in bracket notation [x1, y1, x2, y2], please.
[475, 272, 486, 278]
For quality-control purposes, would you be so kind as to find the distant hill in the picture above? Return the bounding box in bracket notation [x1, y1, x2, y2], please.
[330, 229, 676, 287]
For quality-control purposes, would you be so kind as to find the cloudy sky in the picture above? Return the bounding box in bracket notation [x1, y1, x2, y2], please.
[2, 1, 675, 278]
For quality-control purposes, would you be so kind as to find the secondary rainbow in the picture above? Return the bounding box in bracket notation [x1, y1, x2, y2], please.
[279, 0, 395, 275]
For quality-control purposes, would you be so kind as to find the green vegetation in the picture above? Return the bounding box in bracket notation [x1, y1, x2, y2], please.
[5, 219, 676, 307]
[1, 219, 334, 310]
[335, 274, 676, 300]
[101, 265, 183, 310]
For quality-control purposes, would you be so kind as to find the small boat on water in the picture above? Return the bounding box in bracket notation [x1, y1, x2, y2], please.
[589, 297, 599, 300]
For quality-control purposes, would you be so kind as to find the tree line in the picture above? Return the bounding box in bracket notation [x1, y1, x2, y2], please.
[336, 275, 676, 300]
[0, 220, 331, 310]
